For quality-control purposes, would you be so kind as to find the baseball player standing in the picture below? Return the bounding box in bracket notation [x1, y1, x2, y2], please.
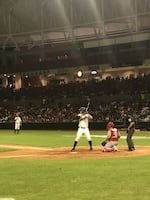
[102, 122, 120, 152]
[125, 115, 135, 151]
[14, 113, 22, 134]
[71, 107, 93, 151]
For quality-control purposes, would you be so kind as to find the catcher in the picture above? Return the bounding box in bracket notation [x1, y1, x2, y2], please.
[71, 107, 93, 151]
[101, 122, 120, 152]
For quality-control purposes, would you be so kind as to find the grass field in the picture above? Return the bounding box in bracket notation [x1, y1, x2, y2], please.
[0, 129, 150, 200]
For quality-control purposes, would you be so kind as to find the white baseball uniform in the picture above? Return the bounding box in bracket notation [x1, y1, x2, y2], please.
[74, 113, 92, 141]
[15, 116, 22, 130]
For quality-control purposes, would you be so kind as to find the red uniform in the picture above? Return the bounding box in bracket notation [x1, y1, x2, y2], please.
[103, 122, 120, 152]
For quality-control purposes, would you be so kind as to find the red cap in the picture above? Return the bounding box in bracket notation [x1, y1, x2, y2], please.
[107, 122, 114, 128]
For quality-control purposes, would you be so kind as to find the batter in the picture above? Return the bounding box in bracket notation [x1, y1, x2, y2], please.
[71, 107, 93, 151]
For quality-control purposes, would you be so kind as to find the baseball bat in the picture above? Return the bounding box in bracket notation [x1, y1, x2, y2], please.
[86, 101, 90, 112]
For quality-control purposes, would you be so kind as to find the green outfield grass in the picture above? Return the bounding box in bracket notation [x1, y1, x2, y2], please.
[0, 129, 150, 147]
[0, 129, 150, 200]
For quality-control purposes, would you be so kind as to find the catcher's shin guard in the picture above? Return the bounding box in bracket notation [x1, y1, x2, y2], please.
[102, 147, 114, 152]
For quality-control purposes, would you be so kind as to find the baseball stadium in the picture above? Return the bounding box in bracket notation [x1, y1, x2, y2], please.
[0, 0, 150, 200]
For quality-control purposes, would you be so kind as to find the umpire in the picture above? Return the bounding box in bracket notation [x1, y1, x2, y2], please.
[124, 114, 135, 151]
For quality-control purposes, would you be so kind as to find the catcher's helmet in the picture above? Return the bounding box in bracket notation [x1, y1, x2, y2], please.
[79, 107, 86, 113]
[107, 121, 114, 128]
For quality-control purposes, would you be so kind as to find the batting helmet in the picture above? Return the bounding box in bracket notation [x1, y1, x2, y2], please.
[107, 122, 114, 128]
[79, 107, 86, 113]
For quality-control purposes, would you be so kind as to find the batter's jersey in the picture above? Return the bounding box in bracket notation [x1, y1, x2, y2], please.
[78, 114, 89, 128]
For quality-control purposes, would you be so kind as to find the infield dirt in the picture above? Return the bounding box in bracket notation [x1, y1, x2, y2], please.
[0, 145, 150, 159]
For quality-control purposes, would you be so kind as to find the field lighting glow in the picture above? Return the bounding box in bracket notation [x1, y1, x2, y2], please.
[77, 71, 83, 77]
[91, 70, 97, 75]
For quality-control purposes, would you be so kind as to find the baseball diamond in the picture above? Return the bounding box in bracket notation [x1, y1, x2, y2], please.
[0, 0, 149, 199]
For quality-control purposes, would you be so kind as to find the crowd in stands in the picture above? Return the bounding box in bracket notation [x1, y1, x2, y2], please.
[0, 74, 150, 123]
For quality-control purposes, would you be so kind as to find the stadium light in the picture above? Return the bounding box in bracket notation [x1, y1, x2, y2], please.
[91, 70, 97, 75]
[77, 71, 83, 78]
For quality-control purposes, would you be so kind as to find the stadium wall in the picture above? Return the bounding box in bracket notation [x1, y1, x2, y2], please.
[0, 122, 150, 131]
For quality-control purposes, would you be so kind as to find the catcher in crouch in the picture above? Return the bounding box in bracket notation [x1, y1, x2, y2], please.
[71, 107, 93, 151]
[101, 122, 120, 152]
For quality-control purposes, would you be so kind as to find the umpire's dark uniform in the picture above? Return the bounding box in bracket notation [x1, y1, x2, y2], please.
[125, 116, 135, 151]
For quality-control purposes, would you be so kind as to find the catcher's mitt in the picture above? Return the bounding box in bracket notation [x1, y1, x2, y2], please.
[101, 141, 107, 146]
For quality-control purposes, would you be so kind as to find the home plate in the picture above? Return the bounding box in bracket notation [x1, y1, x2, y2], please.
[70, 151, 78, 153]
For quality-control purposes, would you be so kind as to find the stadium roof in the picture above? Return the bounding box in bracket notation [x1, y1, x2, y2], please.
[0, 0, 150, 49]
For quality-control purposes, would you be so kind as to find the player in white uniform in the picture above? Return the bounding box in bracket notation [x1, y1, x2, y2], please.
[71, 107, 93, 151]
[14, 113, 22, 134]
[102, 122, 120, 152]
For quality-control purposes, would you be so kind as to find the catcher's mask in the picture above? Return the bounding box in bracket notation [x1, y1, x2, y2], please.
[79, 107, 86, 113]
[107, 121, 114, 128]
